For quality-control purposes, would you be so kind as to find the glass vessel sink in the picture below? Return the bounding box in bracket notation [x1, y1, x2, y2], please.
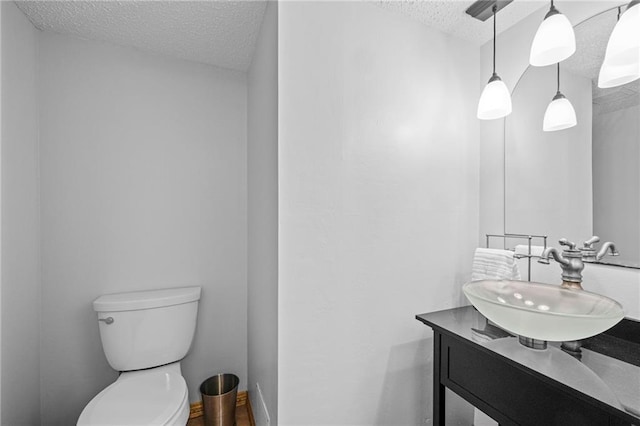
[463, 280, 624, 342]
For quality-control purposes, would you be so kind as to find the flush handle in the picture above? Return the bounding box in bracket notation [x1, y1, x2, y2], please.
[99, 317, 114, 325]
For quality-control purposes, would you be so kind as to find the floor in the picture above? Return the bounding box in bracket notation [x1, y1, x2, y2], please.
[186, 403, 252, 426]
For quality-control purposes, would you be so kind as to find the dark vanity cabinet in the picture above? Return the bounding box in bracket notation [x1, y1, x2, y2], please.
[417, 307, 640, 426]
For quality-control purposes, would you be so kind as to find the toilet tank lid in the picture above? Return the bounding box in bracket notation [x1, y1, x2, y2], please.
[93, 286, 201, 312]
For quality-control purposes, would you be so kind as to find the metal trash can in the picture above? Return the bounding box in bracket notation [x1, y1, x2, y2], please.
[200, 373, 240, 426]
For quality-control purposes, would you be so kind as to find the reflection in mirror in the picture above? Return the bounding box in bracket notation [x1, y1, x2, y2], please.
[505, 6, 640, 268]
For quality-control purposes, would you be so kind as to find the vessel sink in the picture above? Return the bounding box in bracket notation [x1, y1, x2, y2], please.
[463, 280, 624, 342]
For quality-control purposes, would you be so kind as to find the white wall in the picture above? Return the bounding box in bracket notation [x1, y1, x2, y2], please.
[278, 2, 480, 424]
[0, 2, 41, 425]
[505, 65, 593, 244]
[38, 32, 247, 424]
[480, 1, 640, 319]
[593, 105, 640, 266]
[0, 3, 3, 418]
[247, 2, 278, 425]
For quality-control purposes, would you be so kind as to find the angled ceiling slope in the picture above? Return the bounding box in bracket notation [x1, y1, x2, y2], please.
[16, 0, 267, 72]
[16, 0, 547, 70]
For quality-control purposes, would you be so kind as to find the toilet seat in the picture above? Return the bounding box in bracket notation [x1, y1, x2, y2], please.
[77, 370, 188, 426]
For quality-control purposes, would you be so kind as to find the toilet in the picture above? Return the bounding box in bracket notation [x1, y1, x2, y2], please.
[77, 286, 201, 426]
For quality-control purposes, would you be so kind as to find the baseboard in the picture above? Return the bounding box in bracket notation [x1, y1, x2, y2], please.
[246, 393, 256, 426]
[189, 390, 250, 419]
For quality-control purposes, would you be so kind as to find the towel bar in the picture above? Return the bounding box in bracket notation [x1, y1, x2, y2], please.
[485, 233, 548, 281]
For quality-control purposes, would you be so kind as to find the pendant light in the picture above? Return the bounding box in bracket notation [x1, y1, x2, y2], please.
[602, 0, 639, 66]
[477, 5, 512, 120]
[530, 0, 576, 67]
[599, 3, 640, 88]
[543, 63, 576, 132]
[598, 61, 640, 88]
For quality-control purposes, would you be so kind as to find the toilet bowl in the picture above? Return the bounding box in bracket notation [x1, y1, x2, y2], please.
[77, 364, 189, 426]
[78, 287, 201, 426]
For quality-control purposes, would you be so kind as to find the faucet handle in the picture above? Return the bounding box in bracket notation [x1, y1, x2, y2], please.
[580, 237, 599, 262]
[559, 238, 576, 250]
[582, 236, 600, 249]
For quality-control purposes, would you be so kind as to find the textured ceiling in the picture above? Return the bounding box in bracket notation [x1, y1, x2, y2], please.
[564, 7, 616, 85]
[375, 0, 547, 46]
[562, 6, 639, 115]
[16, 0, 267, 71]
[16, 0, 547, 73]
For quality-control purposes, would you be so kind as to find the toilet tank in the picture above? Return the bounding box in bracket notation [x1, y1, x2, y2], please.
[93, 287, 201, 371]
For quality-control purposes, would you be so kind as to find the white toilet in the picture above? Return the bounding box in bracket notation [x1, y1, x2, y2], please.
[77, 286, 201, 426]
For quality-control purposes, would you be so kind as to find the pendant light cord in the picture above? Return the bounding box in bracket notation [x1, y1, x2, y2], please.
[492, 5, 497, 74]
[553, 62, 564, 100]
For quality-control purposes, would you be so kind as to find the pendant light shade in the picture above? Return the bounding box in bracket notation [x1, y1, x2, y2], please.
[543, 94, 577, 131]
[478, 74, 512, 119]
[602, 1, 640, 68]
[530, 1, 575, 67]
[478, 5, 511, 120]
[598, 60, 640, 88]
[543, 64, 576, 132]
[598, 2, 640, 88]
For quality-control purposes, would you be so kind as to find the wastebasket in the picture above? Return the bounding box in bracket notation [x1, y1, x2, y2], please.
[200, 373, 240, 426]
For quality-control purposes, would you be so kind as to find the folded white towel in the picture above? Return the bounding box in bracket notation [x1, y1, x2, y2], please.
[514, 244, 545, 257]
[471, 248, 521, 281]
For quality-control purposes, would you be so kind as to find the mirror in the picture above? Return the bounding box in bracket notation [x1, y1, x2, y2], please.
[505, 6, 640, 268]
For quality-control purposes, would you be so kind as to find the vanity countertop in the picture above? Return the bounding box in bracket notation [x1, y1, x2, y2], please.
[416, 306, 640, 423]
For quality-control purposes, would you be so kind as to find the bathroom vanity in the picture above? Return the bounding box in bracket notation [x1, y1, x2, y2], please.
[416, 306, 640, 426]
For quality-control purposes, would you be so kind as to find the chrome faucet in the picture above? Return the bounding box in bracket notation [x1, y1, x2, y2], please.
[579, 236, 619, 263]
[538, 239, 585, 289]
[538, 237, 619, 290]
